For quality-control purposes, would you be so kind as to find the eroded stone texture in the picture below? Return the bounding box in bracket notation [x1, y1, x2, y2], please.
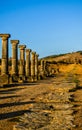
[10, 40, 19, 81]
[35, 54, 39, 81]
[25, 49, 31, 81]
[31, 51, 36, 82]
[40, 60, 48, 78]
[0, 34, 10, 85]
[10, 40, 19, 82]
[0, 34, 10, 75]
[44, 60, 48, 76]
[19, 45, 26, 82]
[40, 60, 45, 79]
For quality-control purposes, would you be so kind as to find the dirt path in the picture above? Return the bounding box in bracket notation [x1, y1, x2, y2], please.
[0, 75, 82, 130]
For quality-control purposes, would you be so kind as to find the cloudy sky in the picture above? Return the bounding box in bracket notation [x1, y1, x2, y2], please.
[0, 0, 82, 58]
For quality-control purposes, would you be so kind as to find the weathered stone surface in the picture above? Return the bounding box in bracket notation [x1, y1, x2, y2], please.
[35, 54, 39, 81]
[0, 34, 10, 75]
[25, 49, 31, 81]
[39, 60, 47, 79]
[31, 51, 36, 82]
[11, 40, 19, 75]
[19, 45, 26, 82]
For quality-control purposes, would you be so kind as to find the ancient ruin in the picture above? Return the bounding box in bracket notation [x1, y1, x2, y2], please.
[31, 51, 36, 82]
[40, 60, 45, 79]
[35, 54, 39, 81]
[0, 33, 82, 130]
[19, 45, 26, 82]
[25, 49, 31, 81]
[0, 34, 10, 75]
[11, 40, 19, 82]
[0, 34, 10, 85]
[0, 33, 46, 86]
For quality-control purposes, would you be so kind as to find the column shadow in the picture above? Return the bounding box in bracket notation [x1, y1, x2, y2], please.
[0, 109, 31, 120]
[0, 101, 35, 108]
[0, 87, 25, 94]
[0, 95, 20, 99]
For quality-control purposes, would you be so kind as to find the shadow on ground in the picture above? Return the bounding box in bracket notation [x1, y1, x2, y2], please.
[0, 101, 35, 108]
[0, 110, 31, 120]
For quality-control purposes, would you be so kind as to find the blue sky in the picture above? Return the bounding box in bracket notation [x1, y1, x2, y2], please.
[0, 0, 82, 58]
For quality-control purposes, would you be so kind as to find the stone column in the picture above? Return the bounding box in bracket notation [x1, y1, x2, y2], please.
[40, 60, 45, 79]
[0, 34, 10, 75]
[11, 40, 19, 76]
[25, 49, 31, 81]
[44, 60, 48, 76]
[35, 54, 39, 81]
[19, 45, 26, 81]
[31, 51, 36, 82]
[44, 60, 46, 71]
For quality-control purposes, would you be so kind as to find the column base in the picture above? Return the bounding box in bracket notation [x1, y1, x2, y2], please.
[0, 74, 9, 86]
[35, 75, 38, 81]
[38, 74, 46, 80]
[25, 76, 31, 82]
[30, 76, 35, 82]
[10, 75, 18, 83]
[18, 75, 25, 83]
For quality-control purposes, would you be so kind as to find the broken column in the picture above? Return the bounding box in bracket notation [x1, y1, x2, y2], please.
[35, 54, 39, 81]
[19, 45, 26, 82]
[31, 51, 36, 82]
[11, 40, 19, 82]
[0, 34, 10, 85]
[25, 49, 31, 81]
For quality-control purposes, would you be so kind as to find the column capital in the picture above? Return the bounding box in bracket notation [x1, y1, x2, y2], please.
[11, 40, 19, 45]
[41, 59, 44, 61]
[0, 34, 10, 40]
[36, 54, 39, 57]
[26, 49, 31, 53]
[31, 51, 36, 55]
[19, 45, 26, 50]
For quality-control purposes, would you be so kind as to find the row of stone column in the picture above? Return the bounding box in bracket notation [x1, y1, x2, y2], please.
[0, 34, 39, 83]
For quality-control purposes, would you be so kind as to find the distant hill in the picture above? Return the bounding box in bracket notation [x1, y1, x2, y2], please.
[41, 51, 82, 64]
[40, 51, 82, 75]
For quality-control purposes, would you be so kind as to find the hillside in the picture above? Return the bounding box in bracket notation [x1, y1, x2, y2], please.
[42, 51, 82, 63]
[41, 51, 82, 75]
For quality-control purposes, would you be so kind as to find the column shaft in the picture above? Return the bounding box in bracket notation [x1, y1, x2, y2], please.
[31, 51, 36, 81]
[40, 60, 45, 78]
[0, 34, 10, 75]
[35, 54, 39, 80]
[19, 45, 26, 79]
[26, 49, 31, 79]
[41, 60, 44, 73]
[11, 40, 19, 75]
